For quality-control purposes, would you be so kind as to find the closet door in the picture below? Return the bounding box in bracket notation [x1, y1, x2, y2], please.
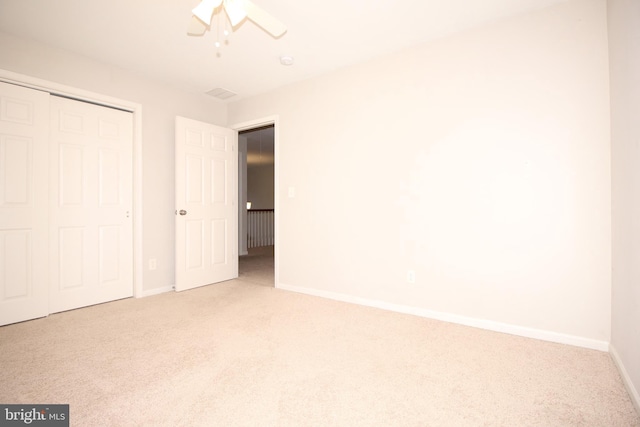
[49, 96, 133, 313]
[0, 82, 50, 326]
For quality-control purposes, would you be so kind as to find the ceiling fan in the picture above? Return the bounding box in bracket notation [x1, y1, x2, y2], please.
[188, 0, 287, 38]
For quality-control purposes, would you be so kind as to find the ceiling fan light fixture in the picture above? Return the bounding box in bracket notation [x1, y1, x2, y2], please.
[192, 0, 222, 25]
[188, 0, 287, 47]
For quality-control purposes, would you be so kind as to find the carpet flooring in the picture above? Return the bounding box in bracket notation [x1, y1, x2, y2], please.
[0, 246, 638, 426]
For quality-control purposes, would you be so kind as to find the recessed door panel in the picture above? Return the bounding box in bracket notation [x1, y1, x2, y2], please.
[1, 136, 31, 205]
[186, 220, 204, 270]
[59, 111, 83, 134]
[211, 219, 226, 266]
[99, 119, 120, 140]
[58, 227, 84, 290]
[99, 226, 120, 284]
[1, 97, 33, 125]
[212, 135, 226, 151]
[186, 154, 204, 204]
[59, 144, 84, 206]
[186, 129, 204, 147]
[1, 230, 31, 299]
[99, 149, 120, 206]
[212, 159, 226, 205]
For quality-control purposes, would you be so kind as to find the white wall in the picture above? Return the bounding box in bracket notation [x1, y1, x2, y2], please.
[0, 31, 227, 294]
[228, 0, 611, 347]
[609, 0, 640, 410]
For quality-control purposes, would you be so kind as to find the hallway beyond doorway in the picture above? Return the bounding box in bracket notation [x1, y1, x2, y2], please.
[239, 246, 274, 287]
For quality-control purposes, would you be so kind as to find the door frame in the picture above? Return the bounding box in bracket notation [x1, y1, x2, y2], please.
[231, 115, 279, 288]
[0, 68, 144, 298]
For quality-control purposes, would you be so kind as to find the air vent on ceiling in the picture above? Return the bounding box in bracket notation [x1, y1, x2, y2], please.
[205, 87, 237, 100]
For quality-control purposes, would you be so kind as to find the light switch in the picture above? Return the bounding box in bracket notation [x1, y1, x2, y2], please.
[288, 186, 296, 198]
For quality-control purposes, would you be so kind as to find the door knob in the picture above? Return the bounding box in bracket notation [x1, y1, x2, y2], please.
[179, 210, 187, 216]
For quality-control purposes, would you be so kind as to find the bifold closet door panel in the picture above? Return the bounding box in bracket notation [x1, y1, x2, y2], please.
[49, 95, 134, 314]
[0, 82, 50, 326]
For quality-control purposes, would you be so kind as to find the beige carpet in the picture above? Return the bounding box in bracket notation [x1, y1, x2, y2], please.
[1, 249, 638, 426]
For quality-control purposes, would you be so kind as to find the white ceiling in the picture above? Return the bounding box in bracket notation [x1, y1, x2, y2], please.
[0, 0, 568, 102]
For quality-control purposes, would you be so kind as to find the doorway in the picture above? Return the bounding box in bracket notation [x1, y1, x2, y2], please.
[237, 123, 275, 287]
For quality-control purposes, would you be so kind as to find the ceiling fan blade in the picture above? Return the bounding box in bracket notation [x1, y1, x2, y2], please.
[243, 0, 287, 37]
[192, 0, 223, 26]
[187, 15, 208, 36]
[223, 0, 248, 27]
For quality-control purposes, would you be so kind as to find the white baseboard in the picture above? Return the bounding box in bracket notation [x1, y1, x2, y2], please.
[276, 283, 610, 352]
[139, 285, 174, 298]
[610, 344, 640, 414]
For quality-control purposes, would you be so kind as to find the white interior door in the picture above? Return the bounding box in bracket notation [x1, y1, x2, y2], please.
[49, 96, 133, 313]
[0, 82, 50, 326]
[175, 116, 238, 292]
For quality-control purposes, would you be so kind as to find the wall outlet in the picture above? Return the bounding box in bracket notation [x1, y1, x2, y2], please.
[407, 270, 416, 284]
[149, 259, 157, 270]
